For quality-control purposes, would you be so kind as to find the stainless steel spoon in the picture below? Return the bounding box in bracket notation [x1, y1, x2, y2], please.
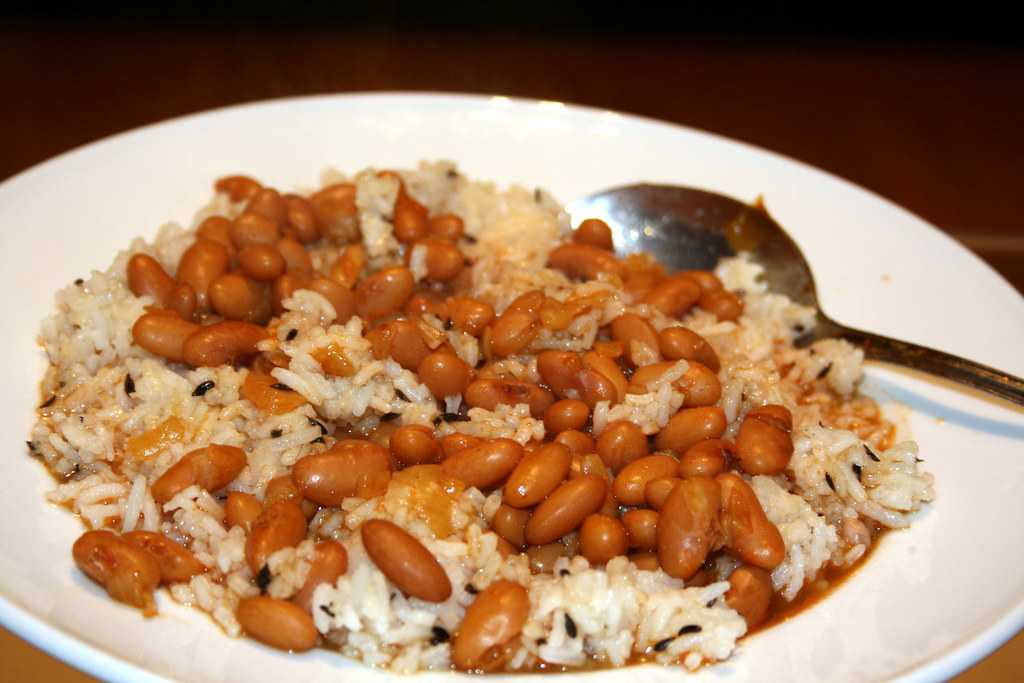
[568, 184, 1024, 406]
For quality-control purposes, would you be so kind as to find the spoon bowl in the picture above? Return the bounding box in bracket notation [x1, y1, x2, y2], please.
[568, 184, 1024, 406]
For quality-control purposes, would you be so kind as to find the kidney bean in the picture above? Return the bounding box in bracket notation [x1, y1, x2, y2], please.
[293, 540, 348, 611]
[716, 472, 785, 570]
[612, 454, 680, 505]
[503, 442, 572, 508]
[656, 476, 721, 580]
[451, 580, 529, 672]
[309, 183, 356, 236]
[579, 514, 629, 565]
[555, 430, 595, 457]
[283, 194, 321, 244]
[410, 239, 464, 282]
[657, 326, 720, 372]
[230, 212, 280, 250]
[307, 277, 356, 324]
[629, 551, 660, 571]
[176, 238, 231, 310]
[610, 314, 661, 366]
[292, 440, 392, 506]
[547, 243, 623, 280]
[182, 320, 268, 367]
[491, 504, 531, 549]
[428, 213, 465, 240]
[72, 530, 161, 614]
[734, 406, 794, 475]
[361, 519, 451, 602]
[699, 289, 744, 321]
[366, 319, 431, 371]
[655, 406, 727, 454]
[122, 530, 206, 584]
[447, 297, 494, 336]
[418, 352, 472, 399]
[209, 273, 272, 324]
[644, 477, 682, 511]
[595, 420, 648, 472]
[464, 378, 554, 418]
[440, 439, 524, 489]
[245, 500, 307, 573]
[524, 475, 607, 545]
[127, 253, 175, 306]
[236, 596, 318, 651]
[572, 218, 614, 251]
[196, 216, 236, 258]
[225, 491, 262, 531]
[679, 439, 730, 478]
[215, 175, 261, 202]
[725, 565, 774, 629]
[151, 444, 247, 503]
[356, 267, 415, 320]
[389, 425, 441, 466]
[543, 399, 589, 434]
[643, 274, 701, 318]
[622, 509, 659, 550]
[132, 311, 200, 363]
[271, 269, 312, 315]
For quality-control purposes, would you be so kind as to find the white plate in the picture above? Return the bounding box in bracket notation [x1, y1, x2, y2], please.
[1, 93, 1022, 683]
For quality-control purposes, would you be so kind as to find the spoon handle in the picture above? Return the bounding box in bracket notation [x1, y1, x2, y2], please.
[826, 321, 1024, 407]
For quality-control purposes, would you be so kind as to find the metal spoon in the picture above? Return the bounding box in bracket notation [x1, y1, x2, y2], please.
[568, 184, 1024, 406]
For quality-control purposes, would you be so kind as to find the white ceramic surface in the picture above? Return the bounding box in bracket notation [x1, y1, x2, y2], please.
[1, 93, 1022, 683]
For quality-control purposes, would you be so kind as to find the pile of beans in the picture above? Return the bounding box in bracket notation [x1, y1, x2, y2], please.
[72, 173, 800, 670]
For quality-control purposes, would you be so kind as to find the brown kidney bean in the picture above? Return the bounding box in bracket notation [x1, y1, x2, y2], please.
[283, 194, 321, 244]
[747, 404, 793, 431]
[451, 580, 529, 672]
[393, 189, 430, 243]
[72, 530, 161, 614]
[555, 430, 595, 457]
[643, 274, 702, 318]
[236, 596, 318, 652]
[644, 477, 681, 510]
[658, 326, 720, 372]
[328, 243, 365, 288]
[547, 243, 623, 280]
[655, 406, 727, 454]
[536, 350, 618, 408]
[418, 352, 472, 399]
[627, 361, 674, 394]
[264, 475, 317, 519]
[293, 540, 348, 612]
[441, 438, 523, 489]
[440, 433, 483, 458]
[841, 517, 872, 547]
[271, 269, 312, 315]
[681, 270, 724, 294]
[168, 283, 197, 320]
[503, 442, 572, 508]
[464, 378, 554, 418]
[275, 236, 313, 273]
[527, 541, 570, 574]
[196, 216, 236, 257]
[699, 289, 744, 321]
[215, 175, 262, 202]
[494, 536, 515, 559]
[182, 320, 268, 367]
[246, 188, 287, 227]
[543, 399, 589, 434]
[569, 452, 609, 481]
[612, 316, 661, 368]
[677, 362, 722, 408]
[622, 509, 659, 550]
[307, 277, 356, 324]
[122, 530, 206, 584]
[405, 293, 446, 319]
[524, 475, 607, 545]
[209, 273, 271, 323]
[356, 267, 414, 320]
[309, 183, 356, 234]
[176, 238, 231, 310]
[238, 244, 286, 281]
[735, 407, 794, 475]
[725, 565, 774, 629]
[447, 297, 494, 336]
[572, 218, 614, 251]
[366, 319, 431, 371]
[716, 472, 785, 570]
[132, 311, 200, 363]
[657, 476, 721, 580]
[127, 253, 175, 306]
[489, 309, 539, 357]
[411, 239, 464, 282]
[151, 444, 247, 503]
[535, 350, 581, 398]
[389, 425, 441, 466]
[582, 352, 627, 403]
[225, 491, 262, 531]
[491, 504, 531, 549]
[230, 211, 280, 250]
[429, 213, 464, 240]
[361, 518, 451, 602]
[679, 439, 730, 478]
[246, 500, 307, 572]
[629, 551, 660, 571]
[579, 514, 629, 565]
[595, 420, 648, 472]
[292, 440, 392, 506]
[612, 454, 680, 505]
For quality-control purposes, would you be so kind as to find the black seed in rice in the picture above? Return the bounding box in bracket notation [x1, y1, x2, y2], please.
[429, 626, 450, 645]
[559, 569, 570, 577]
[865, 444, 881, 462]
[380, 412, 400, 422]
[79, 416, 84, 423]
[40, 395, 56, 408]
[475, 357, 486, 369]
[442, 412, 469, 423]
[443, 319, 454, 331]
[852, 463, 863, 480]
[311, 436, 325, 445]
[794, 325, 806, 335]
[285, 328, 298, 341]
[432, 415, 443, 426]
[465, 583, 478, 595]
[705, 599, 716, 608]
[307, 417, 328, 434]
[71, 464, 81, 475]
[564, 614, 577, 638]
[320, 604, 336, 617]
[446, 169, 458, 179]
[463, 234, 478, 245]
[270, 382, 293, 391]
[256, 564, 271, 592]
[396, 390, 411, 402]
[123, 374, 135, 395]
[915, 457, 924, 463]
[678, 624, 702, 635]
[192, 380, 215, 397]
[270, 429, 283, 438]
[817, 362, 833, 380]
[534, 188, 543, 203]
[26, 440, 36, 453]
[825, 473, 836, 491]
[536, 638, 547, 646]
[653, 637, 674, 652]
[74, 278, 84, 286]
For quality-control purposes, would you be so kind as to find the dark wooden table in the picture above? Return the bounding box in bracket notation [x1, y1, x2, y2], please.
[1, 19, 1021, 682]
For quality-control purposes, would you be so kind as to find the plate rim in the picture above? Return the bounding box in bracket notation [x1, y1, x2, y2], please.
[1, 90, 1021, 683]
